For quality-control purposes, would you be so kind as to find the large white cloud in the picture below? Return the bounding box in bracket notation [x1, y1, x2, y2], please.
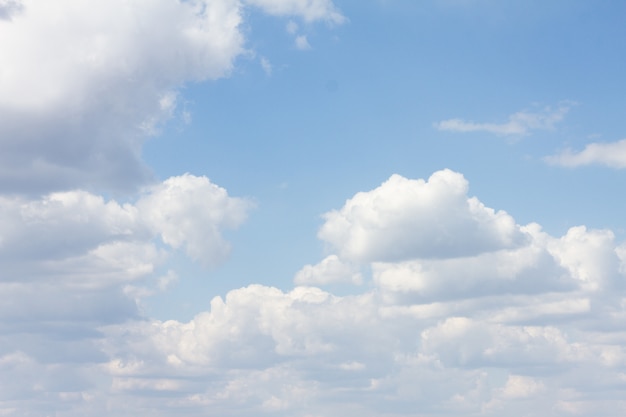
[318, 170, 526, 262]
[2, 170, 626, 416]
[0, 0, 244, 193]
[0, 0, 344, 194]
[0, 174, 251, 405]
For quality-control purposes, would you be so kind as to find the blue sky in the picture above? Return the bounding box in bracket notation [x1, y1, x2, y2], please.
[1, 0, 626, 416]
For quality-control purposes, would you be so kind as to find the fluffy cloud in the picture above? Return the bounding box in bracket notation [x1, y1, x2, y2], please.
[0, 0, 245, 193]
[545, 138, 626, 168]
[2, 170, 626, 416]
[435, 102, 571, 137]
[0, 0, 343, 194]
[137, 174, 253, 265]
[0, 174, 249, 271]
[318, 170, 526, 262]
[0, 174, 250, 394]
[294, 255, 363, 285]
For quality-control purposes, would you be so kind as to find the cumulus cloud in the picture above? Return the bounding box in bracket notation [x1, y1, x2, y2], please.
[0, 174, 250, 271]
[137, 174, 253, 265]
[0, 174, 251, 403]
[294, 255, 363, 285]
[435, 102, 572, 137]
[2, 169, 626, 415]
[545, 138, 626, 168]
[318, 170, 526, 262]
[0, 0, 343, 194]
[0, 0, 245, 194]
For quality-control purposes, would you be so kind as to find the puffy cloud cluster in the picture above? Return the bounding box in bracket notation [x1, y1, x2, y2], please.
[1, 170, 626, 416]
[2, 0, 625, 415]
[0, 174, 251, 415]
[318, 170, 525, 262]
[294, 255, 363, 285]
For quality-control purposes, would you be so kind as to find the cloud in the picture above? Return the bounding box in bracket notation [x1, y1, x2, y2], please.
[0, 0, 245, 194]
[2, 170, 626, 415]
[0, 174, 250, 392]
[294, 255, 363, 285]
[545, 138, 626, 168]
[0, 0, 343, 195]
[295, 34, 312, 50]
[137, 174, 253, 265]
[286, 19, 299, 34]
[260, 56, 273, 75]
[435, 103, 572, 137]
[318, 170, 526, 263]
[243, 0, 345, 24]
[0, 0, 22, 20]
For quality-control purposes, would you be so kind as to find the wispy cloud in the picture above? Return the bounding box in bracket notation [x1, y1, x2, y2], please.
[545, 138, 626, 168]
[260, 56, 272, 75]
[435, 102, 572, 137]
[295, 35, 311, 50]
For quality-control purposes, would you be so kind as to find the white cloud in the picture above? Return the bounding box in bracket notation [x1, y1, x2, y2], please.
[244, 0, 345, 24]
[0, 0, 244, 193]
[547, 226, 622, 292]
[286, 19, 299, 34]
[0, 0, 344, 195]
[435, 103, 571, 137]
[3, 171, 626, 415]
[0, 173, 250, 391]
[294, 255, 363, 285]
[545, 138, 626, 168]
[0, 2, 624, 412]
[0, 174, 250, 270]
[260, 56, 273, 75]
[137, 174, 253, 265]
[295, 34, 311, 49]
[318, 170, 526, 263]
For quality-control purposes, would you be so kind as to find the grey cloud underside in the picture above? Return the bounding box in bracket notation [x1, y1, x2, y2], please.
[0, 0, 244, 195]
[0, 107, 152, 194]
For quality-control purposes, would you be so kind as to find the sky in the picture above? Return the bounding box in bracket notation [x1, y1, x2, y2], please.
[1, 0, 626, 416]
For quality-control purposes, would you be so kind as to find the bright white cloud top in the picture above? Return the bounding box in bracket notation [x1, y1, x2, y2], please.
[1, 0, 626, 416]
[319, 170, 525, 262]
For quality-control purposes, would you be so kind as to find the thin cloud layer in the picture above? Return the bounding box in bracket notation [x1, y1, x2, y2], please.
[546, 138, 626, 168]
[436, 103, 571, 137]
[243, 0, 345, 23]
